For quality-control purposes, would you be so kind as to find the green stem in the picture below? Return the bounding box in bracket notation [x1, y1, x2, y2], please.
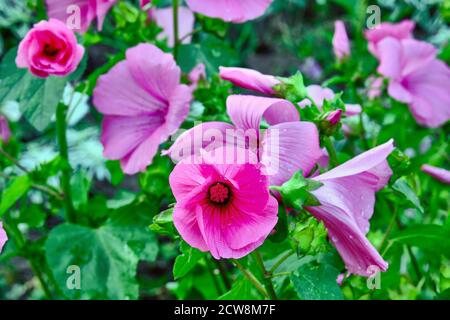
[3, 222, 54, 299]
[269, 250, 294, 274]
[56, 103, 76, 223]
[172, 0, 179, 61]
[213, 259, 231, 291]
[253, 251, 278, 300]
[206, 258, 224, 295]
[231, 260, 268, 299]
[271, 272, 292, 278]
[323, 137, 339, 168]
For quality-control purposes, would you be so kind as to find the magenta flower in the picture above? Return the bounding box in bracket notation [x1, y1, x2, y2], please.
[333, 20, 350, 60]
[326, 109, 343, 126]
[185, 0, 273, 23]
[365, 20, 415, 57]
[298, 85, 362, 117]
[16, 19, 84, 78]
[0, 116, 11, 144]
[169, 146, 278, 259]
[165, 95, 322, 186]
[376, 37, 450, 127]
[219, 67, 280, 95]
[93, 44, 192, 175]
[0, 222, 7, 254]
[46, 0, 117, 33]
[306, 140, 395, 276]
[421, 165, 450, 185]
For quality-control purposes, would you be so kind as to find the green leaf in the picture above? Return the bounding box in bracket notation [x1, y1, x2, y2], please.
[150, 207, 177, 237]
[173, 241, 205, 280]
[390, 225, 450, 258]
[392, 177, 424, 213]
[218, 278, 255, 300]
[0, 48, 67, 131]
[0, 175, 31, 217]
[70, 170, 91, 210]
[45, 223, 140, 300]
[290, 262, 344, 300]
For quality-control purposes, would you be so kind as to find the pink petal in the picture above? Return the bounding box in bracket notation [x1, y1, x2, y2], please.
[421, 165, 450, 184]
[0, 222, 7, 253]
[344, 104, 362, 116]
[400, 39, 437, 77]
[261, 121, 322, 185]
[333, 20, 351, 60]
[387, 82, 412, 103]
[365, 20, 415, 57]
[0, 116, 12, 143]
[96, 0, 117, 31]
[376, 37, 402, 80]
[227, 95, 299, 132]
[173, 205, 209, 252]
[185, 0, 273, 23]
[298, 85, 335, 109]
[45, 0, 95, 33]
[219, 67, 280, 95]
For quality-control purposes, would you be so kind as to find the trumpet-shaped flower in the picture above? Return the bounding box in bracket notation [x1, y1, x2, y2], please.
[169, 146, 278, 259]
[165, 95, 322, 186]
[93, 44, 192, 174]
[306, 140, 395, 276]
[185, 0, 273, 23]
[365, 20, 415, 57]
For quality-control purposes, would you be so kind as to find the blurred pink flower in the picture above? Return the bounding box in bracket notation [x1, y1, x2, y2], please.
[93, 44, 192, 175]
[152, 7, 195, 47]
[169, 146, 278, 259]
[0, 116, 11, 144]
[219, 67, 280, 95]
[16, 19, 84, 78]
[376, 37, 450, 127]
[367, 76, 383, 100]
[46, 0, 117, 33]
[306, 139, 395, 276]
[0, 222, 7, 253]
[188, 63, 206, 86]
[421, 165, 450, 185]
[365, 20, 415, 57]
[333, 20, 350, 60]
[165, 95, 322, 186]
[185, 0, 273, 23]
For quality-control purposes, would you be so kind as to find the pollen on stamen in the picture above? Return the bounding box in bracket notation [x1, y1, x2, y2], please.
[208, 182, 231, 204]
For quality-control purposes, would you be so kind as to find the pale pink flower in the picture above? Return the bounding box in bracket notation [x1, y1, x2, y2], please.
[186, 0, 273, 23]
[365, 20, 415, 57]
[188, 63, 206, 86]
[219, 67, 280, 95]
[421, 165, 450, 185]
[0, 116, 11, 144]
[16, 19, 84, 78]
[333, 20, 350, 60]
[152, 7, 195, 47]
[367, 76, 383, 100]
[93, 44, 192, 175]
[165, 95, 322, 186]
[306, 140, 395, 276]
[46, 0, 117, 33]
[298, 85, 362, 117]
[376, 37, 450, 127]
[0, 222, 7, 253]
[169, 146, 278, 259]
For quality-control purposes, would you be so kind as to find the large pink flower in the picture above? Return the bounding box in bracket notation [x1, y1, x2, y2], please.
[185, 0, 273, 23]
[169, 146, 278, 259]
[46, 0, 117, 33]
[306, 140, 394, 276]
[333, 20, 350, 60]
[93, 44, 192, 175]
[365, 20, 415, 57]
[421, 165, 450, 185]
[16, 19, 84, 78]
[0, 116, 11, 144]
[0, 222, 7, 253]
[219, 67, 280, 95]
[376, 38, 450, 127]
[165, 95, 322, 186]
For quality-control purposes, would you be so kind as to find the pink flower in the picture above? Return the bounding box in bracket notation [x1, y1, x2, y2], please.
[0, 222, 7, 253]
[16, 19, 84, 78]
[169, 146, 278, 259]
[45, 0, 117, 33]
[333, 20, 350, 60]
[365, 20, 415, 57]
[326, 109, 342, 126]
[219, 67, 280, 95]
[188, 63, 206, 86]
[298, 85, 362, 117]
[376, 38, 450, 127]
[165, 95, 322, 186]
[421, 165, 450, 185]
[152, 7, 195, 47]
[367, 76, 383, 100]
[0, 116, 11, 144]
[93, 44, 192, 175]
[185, 0, 273, 23]
[306, 140, 395, 276]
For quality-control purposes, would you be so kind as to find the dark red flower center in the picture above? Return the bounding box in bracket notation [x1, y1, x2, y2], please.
[208, 182, 231, 205]
[43, 44, 60, 58]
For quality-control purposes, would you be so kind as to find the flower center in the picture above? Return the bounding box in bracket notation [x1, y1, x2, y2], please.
[208, 183, 231, 205]
[43, 44, 59, 58]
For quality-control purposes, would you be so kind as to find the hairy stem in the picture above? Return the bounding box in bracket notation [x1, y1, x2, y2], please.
[323, 137, 339, 168]
[269, 250, 295, 274]
[231, 260, 268, 299]
[253, 251, 278, 300]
